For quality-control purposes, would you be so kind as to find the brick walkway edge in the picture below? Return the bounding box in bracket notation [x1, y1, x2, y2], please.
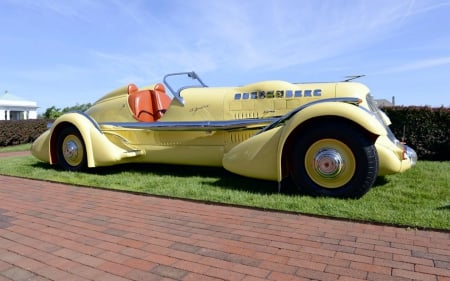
[0, 174, 449, 281]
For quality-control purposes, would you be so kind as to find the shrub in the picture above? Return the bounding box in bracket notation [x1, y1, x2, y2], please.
[382, 106, 449, 161]
[0, 119, 51, 146]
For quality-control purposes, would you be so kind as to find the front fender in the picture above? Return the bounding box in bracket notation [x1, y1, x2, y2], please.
[276, 102, 387, 181]
[279, 102, 387, 143]
[223, 101, 387, 183]
[223, 127, 282, 181]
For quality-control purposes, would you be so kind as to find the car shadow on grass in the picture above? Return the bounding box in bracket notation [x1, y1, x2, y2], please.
[32, 161, 279, 195]
[129, 163, 278, 195]
[372, 176, 389, 187]
[31, 161, 390, 197]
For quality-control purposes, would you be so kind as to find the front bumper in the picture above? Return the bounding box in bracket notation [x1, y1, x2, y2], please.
[405, 145, 418, 166]
[376, 135, 417, 176]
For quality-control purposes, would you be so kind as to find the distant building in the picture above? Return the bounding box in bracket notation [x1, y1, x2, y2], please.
[375, 96, 395, 108]
[0, 91, 38, 120]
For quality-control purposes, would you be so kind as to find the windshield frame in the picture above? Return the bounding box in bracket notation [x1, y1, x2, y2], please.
[163, 71, 208, 105]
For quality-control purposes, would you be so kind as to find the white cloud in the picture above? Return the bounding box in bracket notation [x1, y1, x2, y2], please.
[150, 0, 423, 71]
[2, 0, 450, 109]
[377, 57, 450, 74]
[27, 0, 435, 76]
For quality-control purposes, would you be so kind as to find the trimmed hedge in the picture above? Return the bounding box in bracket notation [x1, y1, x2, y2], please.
[382, 106, 449, 161]
[0, 119, 51, 146]
[0, 106, 448, 161]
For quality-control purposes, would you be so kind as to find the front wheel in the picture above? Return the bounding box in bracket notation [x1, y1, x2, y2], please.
[291, 121, 378, 198]
[56, 126, 87, 171]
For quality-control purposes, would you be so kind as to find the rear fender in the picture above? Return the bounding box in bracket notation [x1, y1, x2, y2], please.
[49, 112, 127, 167]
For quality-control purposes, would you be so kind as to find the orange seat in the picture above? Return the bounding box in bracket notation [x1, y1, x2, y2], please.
[128, 90, 155, 122]
[128, 83, 172, 122]
[152, 83, 172, 120]
[128, 83, 138, 95]
[154, 83, 165, 93]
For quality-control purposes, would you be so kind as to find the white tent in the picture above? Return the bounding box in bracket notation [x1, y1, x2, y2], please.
[0, 91, 38, 120]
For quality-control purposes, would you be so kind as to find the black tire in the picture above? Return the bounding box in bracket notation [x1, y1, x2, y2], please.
[56, 126, 87, 171]
[291, 121, 378, 198]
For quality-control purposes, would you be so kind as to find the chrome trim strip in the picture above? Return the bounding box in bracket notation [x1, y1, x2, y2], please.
[258, 97, 361, 134]
[100, 118, 278, 131]
[76, 111, 103, 133]
[99, 98, 360, 132]
[48, 111, 103, 134]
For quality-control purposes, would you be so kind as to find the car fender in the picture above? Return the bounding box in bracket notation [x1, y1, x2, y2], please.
[224, 101, 387, 182]
[223, 126, 283, 181]
[31, 129, 51, 163]
[48, 112, 130, 167]
[276, 102, 387, 180]
[279, 101, 387, 143]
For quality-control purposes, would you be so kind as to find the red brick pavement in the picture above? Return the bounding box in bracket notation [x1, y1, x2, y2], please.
[0, 158, 449, 280]
[0, 151, 31, 158]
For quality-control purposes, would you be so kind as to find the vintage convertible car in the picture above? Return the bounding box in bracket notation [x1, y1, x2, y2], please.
[31, 71, 417, 198]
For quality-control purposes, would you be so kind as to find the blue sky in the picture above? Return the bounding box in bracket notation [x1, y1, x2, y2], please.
[1, 0, 449, 113]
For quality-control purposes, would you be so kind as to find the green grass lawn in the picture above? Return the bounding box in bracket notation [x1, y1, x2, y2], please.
[0, 143, 31, 152]
[0, 151, 448, 230]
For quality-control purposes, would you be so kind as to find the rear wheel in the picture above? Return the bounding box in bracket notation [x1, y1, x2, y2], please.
[291, 121, 378, 198]
[56, 126, 87, 171]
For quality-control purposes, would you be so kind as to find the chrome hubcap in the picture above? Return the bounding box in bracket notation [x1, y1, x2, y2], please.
[63, 140, 79, 161]
[313, 148, 345, 178]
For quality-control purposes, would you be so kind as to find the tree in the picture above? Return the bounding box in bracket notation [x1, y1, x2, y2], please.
[42, 106, 62, 119]
[42, 103, 92, 119]
[61, 103, 92, 113]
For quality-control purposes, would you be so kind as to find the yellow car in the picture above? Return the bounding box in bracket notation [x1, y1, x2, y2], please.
[31, 71, 417, 198]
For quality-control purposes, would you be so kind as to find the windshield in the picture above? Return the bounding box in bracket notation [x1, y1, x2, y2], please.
[163, 72, 207, 105]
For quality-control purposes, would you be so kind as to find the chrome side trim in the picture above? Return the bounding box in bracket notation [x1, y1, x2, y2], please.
[99, 98, 360, 132]
[100, 118, 278, 131]
[258, 97, 361, 134]
[76, 111, 103, 133]
[48, 111, 103, 134]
